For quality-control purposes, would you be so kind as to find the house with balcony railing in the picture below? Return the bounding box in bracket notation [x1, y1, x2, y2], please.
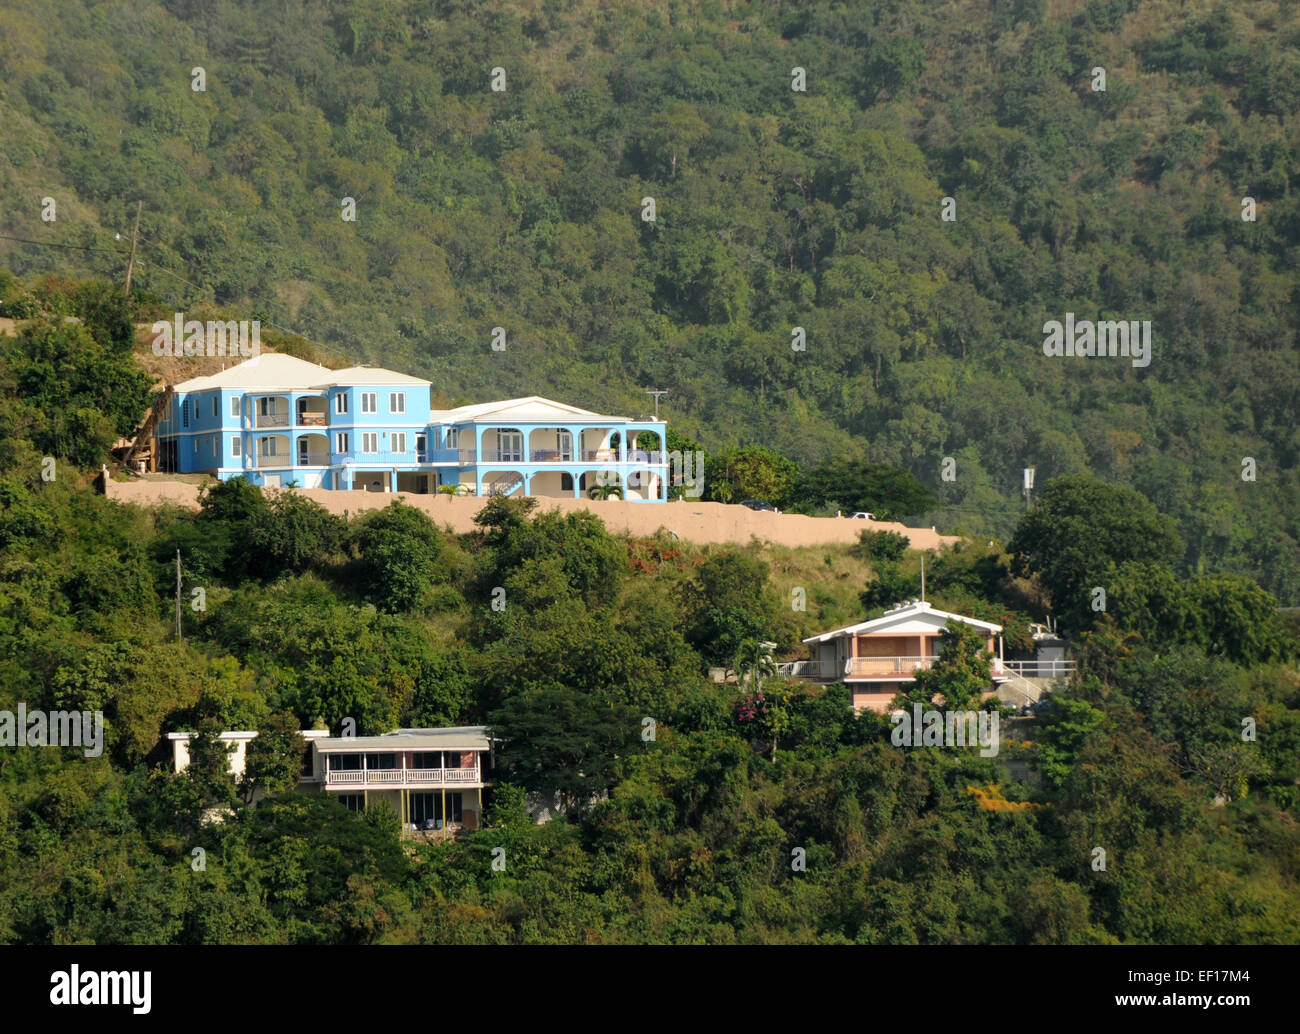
[429, 395, 667, 502]
[780, 601, 1015, 713]
[168, 725, 492, 832]
[150, 354, 668, 502]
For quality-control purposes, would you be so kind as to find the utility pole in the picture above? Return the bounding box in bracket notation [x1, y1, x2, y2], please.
[175, 549, 183, 641]
[645, 389, 667, 420]
[123, 200, 142, 295]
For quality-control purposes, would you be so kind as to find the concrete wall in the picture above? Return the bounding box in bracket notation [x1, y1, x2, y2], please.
[105, 478, 963, 551]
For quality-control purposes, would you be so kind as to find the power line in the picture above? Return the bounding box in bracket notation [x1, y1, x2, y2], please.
[0, 232, 123, 254]
[122, 230, 358, 364]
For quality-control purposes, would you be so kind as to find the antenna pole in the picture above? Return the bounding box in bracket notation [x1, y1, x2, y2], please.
[175, 549, 183, 641]
[124, 201, 142, 295]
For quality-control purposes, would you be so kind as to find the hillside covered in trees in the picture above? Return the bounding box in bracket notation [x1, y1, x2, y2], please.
[0, 278, 1298, 944]
[0, 0, 1297, 601]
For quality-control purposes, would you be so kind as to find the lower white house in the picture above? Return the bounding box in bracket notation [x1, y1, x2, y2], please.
[167, 725, 492, 831]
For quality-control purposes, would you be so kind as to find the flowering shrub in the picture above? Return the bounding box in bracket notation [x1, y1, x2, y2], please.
[735, 692, 769, 723]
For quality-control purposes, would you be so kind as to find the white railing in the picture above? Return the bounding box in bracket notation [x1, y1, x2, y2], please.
[325, 767, 482, 786]
[776, 660, 824, 679]
[844, 656, 936, 677]
[999, 659, 1076, 678]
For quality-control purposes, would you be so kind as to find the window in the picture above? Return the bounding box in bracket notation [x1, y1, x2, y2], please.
[329, 754, 361, 771]
[182, 400, 190, 428]
[230, 395, 241, 419]
[362, 432, 378, 454]
[389, 392, 405, 414]
[260, 437, 279, 457]
[212, 397, 218, 418]
[361, 392, 377, 414]
[335, 432, 349, 454]
[364, 753, 397, 770]
[391, 433, 407, 453]
[416, 433, 427, 458]
[561, 473, 573, 491]
[337, 794, 364, 813]
[409, 792, 437, 825]
[496, 429, 523, 461]
[335, 393, 349, 415]
[446, 428, 459, 449]
[411, 752, 442, 770]
[408, 791, 462, 825]
[258, 397, 273, 416]
[231, 437, 241, 458]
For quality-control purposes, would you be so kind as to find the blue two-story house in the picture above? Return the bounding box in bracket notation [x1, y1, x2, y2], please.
[154, 353, 668, 501]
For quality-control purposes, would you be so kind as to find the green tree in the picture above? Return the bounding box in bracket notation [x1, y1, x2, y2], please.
[353, 500, 445, 612]
[1009, 476, 1183, 632]
[1034, 693, 1105, 789]
[899, 621, 992, 713]
[704, 445, 799, 507]
[680, 552, 775, 667]
[489, 685, 638, 815]
[240, 712, 306, 805]
[250, 490, 346, 579]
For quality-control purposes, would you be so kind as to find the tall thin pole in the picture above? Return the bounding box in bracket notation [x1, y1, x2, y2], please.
[645, 389, 667, 420]
[124, 201, 142, 295]
[175, 549, 182, 640]
[920, 554, 926, 603]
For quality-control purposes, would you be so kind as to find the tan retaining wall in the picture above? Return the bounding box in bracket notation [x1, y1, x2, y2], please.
[104, 479, 962, 551]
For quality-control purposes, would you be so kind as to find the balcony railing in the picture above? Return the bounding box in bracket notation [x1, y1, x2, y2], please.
[336, 450, 413, 465]
[324, 767, 482, 787]
[999, 659, 1076, 678]
[844, 656, 937, 678]
[776, 660, 824, 679]
[480, 448, 526, 463]
[332, 448, 457, 466]
[254, 414, 290, 428]
[296, 451, 331, 466]
[297, 412, 328, 426]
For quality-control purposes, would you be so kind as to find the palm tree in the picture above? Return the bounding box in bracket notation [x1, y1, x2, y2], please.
[733, 638, 776, 692]
[588, 482, 623, 501]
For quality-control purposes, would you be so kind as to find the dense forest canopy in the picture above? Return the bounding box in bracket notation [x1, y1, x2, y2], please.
[0, 0, 1298, 947]
[0, 0, 1296, 598]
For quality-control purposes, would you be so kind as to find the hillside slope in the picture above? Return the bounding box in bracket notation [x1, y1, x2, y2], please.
[0, 0, 1296, 596]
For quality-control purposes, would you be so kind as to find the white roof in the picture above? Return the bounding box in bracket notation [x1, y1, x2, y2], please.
[429, 395, 646, 425]
[173, 353, 335, 392]
[316, 366, 430, 387]
[173, 354, 430, 392]
[314, 725, 491, 752]
[802, 601, 1002, 644]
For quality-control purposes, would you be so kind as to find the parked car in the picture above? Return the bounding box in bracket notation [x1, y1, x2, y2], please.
[739, 499, 779, 513]
[848, 511, 876, 520]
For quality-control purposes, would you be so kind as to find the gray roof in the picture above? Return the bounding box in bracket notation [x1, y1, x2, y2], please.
[313, 725, 490, 752]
